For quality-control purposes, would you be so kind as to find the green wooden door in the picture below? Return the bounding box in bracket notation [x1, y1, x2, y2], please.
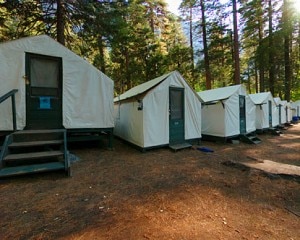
[268, 101, 272, 127]
[169, 87, 184, 145]
[239, 95, 246, 134]
[278, 104, 282, 124]
[25, 53, 63, 129]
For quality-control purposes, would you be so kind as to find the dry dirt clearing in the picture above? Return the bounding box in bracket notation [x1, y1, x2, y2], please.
[0, 124, 300, 240]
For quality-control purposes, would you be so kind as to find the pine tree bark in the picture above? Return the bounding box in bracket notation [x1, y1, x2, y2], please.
[56, 0, 65, 45]
[268, 0, 275, 95]
[232, 0, 240, 85]
[189, 2, 195, 87]
[283, 0, 291, 101]
[200, 0, 212, 89]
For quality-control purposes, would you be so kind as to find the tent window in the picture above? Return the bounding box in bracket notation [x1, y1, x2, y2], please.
[170, 89, 183, 120]
[30, 58, 59, 96]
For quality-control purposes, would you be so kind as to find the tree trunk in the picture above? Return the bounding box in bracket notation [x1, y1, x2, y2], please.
[258, 1, 265, 92]
[98, 36, 106, 73]
[189, 1, 195, 87]
[268, 0, 275, 95]
[56, 0, 65, 45]
[200, 0, 212, 89]
[232, 0, 240, 85]
[283, 0, 291, 101]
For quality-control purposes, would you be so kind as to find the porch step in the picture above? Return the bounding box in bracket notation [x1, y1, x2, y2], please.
[277, 124, 288, 130]
[240, 134, 262, 144]
[12, 129, 66, 142]
[9, 140, 63, 148]
[169, 142, 192, 151]
[4, 150, 64, 161]
[0, 162, 65, 177]
[269, 127, 282, 136]
[0, 129, 70, 177]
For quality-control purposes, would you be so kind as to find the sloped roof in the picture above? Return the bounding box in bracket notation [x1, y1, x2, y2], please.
[274, 97, 282, 105]
[114, 71, 174, 102]
[249, 92, 272, 105]
[197, 85, 243, 103]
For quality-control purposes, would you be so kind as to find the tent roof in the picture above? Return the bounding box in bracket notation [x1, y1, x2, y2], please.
[114, 71, 174, 102]
[0, 35, 113, 84]
[274, 97, 282, 105]
[249, 92, 273, 105]
[197, 85, 243, 103]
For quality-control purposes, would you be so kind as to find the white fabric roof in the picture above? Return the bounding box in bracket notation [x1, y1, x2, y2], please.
[197, 85, 243, 103]
[114, 72, 172, 102]
[274, 97, 281, 105]
[249, 92, 273, 105]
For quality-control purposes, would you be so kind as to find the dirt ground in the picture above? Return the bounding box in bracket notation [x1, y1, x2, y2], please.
[0, 124, 300, 240]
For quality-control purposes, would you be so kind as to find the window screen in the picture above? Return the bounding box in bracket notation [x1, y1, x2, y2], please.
[170, 89, 183, 120]
[30, 58, 59, 88]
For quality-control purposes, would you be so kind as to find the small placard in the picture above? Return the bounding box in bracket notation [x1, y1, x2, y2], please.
[39, 96, 51, 109]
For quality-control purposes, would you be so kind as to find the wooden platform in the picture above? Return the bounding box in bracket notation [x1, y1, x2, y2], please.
[169, 142, 192, 151]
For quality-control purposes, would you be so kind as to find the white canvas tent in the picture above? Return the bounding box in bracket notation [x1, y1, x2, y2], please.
[114, 71, 202, 149]
[0, 35, 114, 131]
[198, 84, 256, 138]
[286, 101, 293, 122]
[274, 97, 288, 125]
[291, 100, 300, 118]
[249, 92, 278, 130]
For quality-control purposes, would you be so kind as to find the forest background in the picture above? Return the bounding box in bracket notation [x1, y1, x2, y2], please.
[0, 0, 299, 101]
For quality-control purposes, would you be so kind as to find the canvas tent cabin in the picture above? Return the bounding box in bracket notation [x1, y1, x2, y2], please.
[0, 35, 114, 145]
[274, 97, 288, 125]
[291, 100, 300, 121]
[249, 92, 279, 131]
[286, 102, 293, 123]
[114, 71, 202, 151]
[197, 84, 257, 141]
[280, 100, 292, 124]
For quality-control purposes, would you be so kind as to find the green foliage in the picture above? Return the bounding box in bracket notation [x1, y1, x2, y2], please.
[0, 0, 299, 101]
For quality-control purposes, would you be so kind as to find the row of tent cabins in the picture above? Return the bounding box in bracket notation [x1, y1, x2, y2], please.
[0, 35, 298, 177]
[114, 71, 295, 150]
[0, 35, 297, 152]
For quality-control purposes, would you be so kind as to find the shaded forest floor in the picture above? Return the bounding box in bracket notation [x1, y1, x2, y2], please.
[0, 124, 300, 240]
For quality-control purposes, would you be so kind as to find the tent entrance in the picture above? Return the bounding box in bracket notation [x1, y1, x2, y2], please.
[278, 104, 282, 124]
[268, 100, 272, 127]
[25, 53, 63, 129]
[169, 87, 186, 147]
[239, 95, 246, 134]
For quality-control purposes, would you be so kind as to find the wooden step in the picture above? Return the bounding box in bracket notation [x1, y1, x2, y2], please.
[13, 129, 66, 135]
[9, 140, 63, 148]
[4, 150, 64, 161]
[169, 142, 192, 151]
[0, 162, 65, 177]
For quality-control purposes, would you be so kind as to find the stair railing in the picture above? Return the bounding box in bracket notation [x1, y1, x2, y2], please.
[0, 89, 18, 131]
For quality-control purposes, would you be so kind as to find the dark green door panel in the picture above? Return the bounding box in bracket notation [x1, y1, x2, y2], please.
[239, 95, 246, 134]
[268, 101, 272, 127]
[278, 104, 282, 124]
[25, 53, 62, 129]
[169, 87, 184, 145]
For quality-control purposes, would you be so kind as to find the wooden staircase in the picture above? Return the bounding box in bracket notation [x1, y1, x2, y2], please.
[240, 133, 262, 144]
[268, 127, 282, 136]
[0, 129, 70, 177]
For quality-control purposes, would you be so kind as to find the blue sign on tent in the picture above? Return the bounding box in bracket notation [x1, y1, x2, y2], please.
[39, 96, 51, 109]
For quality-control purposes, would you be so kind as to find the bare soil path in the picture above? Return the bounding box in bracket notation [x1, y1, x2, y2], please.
[0, 124, 299, 240]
